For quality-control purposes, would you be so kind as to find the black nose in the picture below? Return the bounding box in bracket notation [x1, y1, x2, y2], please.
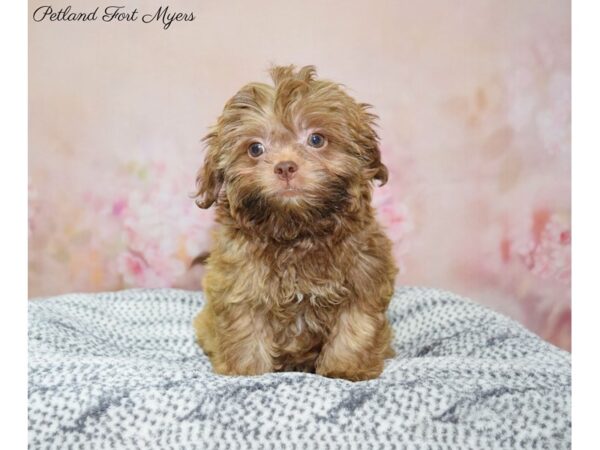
[274, 160, 298, 181]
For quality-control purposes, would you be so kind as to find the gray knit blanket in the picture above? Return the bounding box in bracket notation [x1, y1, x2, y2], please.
[28, 287, 571, 449]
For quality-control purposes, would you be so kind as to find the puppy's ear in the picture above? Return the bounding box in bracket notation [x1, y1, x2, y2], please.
[195, 130, 224, 209]
[357, 103, 389, 186]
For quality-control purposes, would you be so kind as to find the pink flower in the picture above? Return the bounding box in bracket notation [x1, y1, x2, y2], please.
[111, 199, 128, 217]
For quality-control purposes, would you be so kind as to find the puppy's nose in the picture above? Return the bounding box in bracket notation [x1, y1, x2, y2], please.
[274, 160, 298, 181]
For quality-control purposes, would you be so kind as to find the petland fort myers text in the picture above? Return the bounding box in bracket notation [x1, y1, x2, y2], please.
[32, 5, 195, 30]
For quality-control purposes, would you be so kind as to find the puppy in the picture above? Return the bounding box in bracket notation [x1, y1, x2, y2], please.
[193, 65, 398, 381]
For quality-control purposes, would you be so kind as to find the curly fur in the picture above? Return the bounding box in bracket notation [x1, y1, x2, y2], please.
[193, 65, 398, 381]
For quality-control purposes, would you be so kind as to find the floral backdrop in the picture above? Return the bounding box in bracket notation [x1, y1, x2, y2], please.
[29, 0, 571, 350]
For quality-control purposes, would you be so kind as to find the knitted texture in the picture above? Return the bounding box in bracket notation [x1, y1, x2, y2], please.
[28, 287, 571, 449]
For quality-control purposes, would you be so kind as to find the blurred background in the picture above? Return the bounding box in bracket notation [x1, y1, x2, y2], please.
[29, 0, 571, 349]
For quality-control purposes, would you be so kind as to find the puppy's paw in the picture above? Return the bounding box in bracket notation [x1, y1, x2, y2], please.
[316, 359, 384, 382]
[224, 369, 271, 377]
[212, 361, 272, 377]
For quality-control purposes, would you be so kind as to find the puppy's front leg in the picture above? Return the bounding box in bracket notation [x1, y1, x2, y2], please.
[316, 304, 392, 381]
[200, 305, 275, 376]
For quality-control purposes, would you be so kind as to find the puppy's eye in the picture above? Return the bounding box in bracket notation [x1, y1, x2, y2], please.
[248, 142, 265, 158]
[307, 133, 326, 148]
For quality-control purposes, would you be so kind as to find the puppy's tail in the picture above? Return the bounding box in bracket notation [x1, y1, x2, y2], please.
[190, 251, 211, 267]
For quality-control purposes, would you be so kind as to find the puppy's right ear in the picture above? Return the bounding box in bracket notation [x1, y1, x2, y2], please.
[195, 130, 224, 209]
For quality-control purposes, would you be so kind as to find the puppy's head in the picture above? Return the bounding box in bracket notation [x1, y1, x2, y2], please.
[195, 65, 387, 240]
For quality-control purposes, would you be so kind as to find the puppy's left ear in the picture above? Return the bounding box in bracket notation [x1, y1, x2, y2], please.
[194, 130, 224, 209]
[357, 103, 388, 186]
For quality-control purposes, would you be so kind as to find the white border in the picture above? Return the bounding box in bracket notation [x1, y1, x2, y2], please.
[572, 0, 600, 446]
[0, 0, 27, 447]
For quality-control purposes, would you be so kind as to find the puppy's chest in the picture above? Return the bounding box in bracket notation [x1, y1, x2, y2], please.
[260, 251, 351, 367]
[269, 295, 332, 365]
[272, 260, 349, 306]
[274, 291, 332, 327]
[265, 256, 347, 326]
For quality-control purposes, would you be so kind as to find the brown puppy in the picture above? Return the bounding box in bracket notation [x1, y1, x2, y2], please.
[193, 65, 397, 381]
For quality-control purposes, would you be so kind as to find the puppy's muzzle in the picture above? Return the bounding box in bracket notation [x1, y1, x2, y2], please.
[274, 160, 298, 181]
